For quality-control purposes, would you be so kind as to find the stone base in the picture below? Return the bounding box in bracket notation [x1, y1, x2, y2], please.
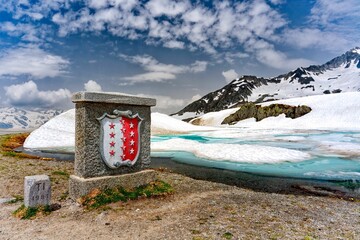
[69, 170, 157, 200]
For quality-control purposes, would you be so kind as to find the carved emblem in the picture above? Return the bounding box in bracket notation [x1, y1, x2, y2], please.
[97, 110, 142, 169]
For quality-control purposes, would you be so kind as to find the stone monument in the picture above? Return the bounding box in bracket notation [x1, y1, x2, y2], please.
[69, 92, 156, 199]
[24, 175, 51, 207]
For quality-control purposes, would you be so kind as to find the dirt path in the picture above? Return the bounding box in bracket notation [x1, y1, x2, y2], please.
[0, 155, 359, 240]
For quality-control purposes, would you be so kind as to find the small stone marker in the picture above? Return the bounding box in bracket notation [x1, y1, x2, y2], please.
[24, 175, 51, 207]
[69, 92, 157, 199]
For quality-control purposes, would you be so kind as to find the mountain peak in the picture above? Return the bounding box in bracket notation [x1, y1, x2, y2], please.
[351, 47, 360, 54]
[0, 108, 63, 130]
[172, 48, 360, 118]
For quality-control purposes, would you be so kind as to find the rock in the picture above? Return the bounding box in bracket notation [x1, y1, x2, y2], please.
[24, 175, 51, 207]
[222, 103, 312, 125]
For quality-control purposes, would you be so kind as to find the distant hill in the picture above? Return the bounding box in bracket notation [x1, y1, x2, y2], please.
[172, 47, 360, 119]
[0, 107, 63, 130]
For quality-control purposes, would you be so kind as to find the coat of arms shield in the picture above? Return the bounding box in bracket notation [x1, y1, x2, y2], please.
[97, 110, 142, 169]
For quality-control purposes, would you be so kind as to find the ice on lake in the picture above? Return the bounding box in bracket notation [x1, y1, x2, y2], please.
[152, 129, 360, 181]
[23, 93, 360, 182]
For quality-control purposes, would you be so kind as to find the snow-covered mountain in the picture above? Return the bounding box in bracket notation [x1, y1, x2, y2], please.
[173, 47, 360, 119]
[0, 107, 63, 130]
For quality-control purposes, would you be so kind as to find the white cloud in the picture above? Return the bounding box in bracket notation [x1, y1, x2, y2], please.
[282, 0, 360, 53]
[163, 40, 185, 49]
[255, 47, 314, 70]
[244, 39, 314, 70]
[135, 93, 186, 112]
[283, 28, 350, 52]
[222, 69, 239, 83]
[268, 0, 285, 5]
[0, 46, 69, 79]
[224, 52, 249, 64]
[88, 0, 108, 9]
[39, 0, 288, 61]
[145, 0, 190, 17]
[2, 0, 347, 70]
[123, 72, 176, 82]
[0, 22, 49, 43]
[310, 0, 360, 26]
[190, 94, 202, 103]
[4, 81, 72, 108]
[84, 80, 102, 92]
[120, 54, 208, 82]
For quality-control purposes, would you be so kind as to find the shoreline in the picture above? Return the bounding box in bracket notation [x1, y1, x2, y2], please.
[18, 146, 360, 199]
[151, 157, 360, 199]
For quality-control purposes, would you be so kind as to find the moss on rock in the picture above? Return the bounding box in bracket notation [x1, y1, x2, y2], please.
[222, 103, 311, 125]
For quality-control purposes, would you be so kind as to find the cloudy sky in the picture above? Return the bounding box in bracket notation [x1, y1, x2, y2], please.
[0, 0, 359, 113]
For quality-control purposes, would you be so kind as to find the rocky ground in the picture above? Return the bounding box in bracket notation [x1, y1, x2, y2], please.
[0, 154, 359, 240]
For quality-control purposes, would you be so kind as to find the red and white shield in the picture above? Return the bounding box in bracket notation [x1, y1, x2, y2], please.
[97, 110, 142, 169]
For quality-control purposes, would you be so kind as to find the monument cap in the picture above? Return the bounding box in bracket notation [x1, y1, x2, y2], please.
[72, 91, 156, 106]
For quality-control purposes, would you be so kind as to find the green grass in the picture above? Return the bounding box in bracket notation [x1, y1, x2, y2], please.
[13, 204, 52, 220]
[332, 180, 360, 190]
[8, 195, 23, 204]
[0, 133, 39, 159]
[80, 180, 173, 210]
[59, 191, 69, 201]
[222, 232, 233, 239]
[2, 151, 17, 157]
[304, 236, 317, 240]
[52, 170, 70, 178]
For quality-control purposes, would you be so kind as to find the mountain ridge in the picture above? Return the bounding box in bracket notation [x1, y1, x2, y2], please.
[172, 47, 360, 119]
[0, 107, 63, 130]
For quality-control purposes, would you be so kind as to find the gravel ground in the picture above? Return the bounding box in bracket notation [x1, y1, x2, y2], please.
[0, 155, 359, 240]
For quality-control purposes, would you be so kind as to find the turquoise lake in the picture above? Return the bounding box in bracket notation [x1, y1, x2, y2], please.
[151, 130, 360, 181]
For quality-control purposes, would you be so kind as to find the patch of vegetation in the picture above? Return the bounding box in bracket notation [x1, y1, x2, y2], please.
[52, 170, 70, 178]
[0, 133, 39, 159]
[80, 180, 173, 210]
[191, 229, 201, 234]
[58, 191, 69, 201]
[192, 237, 206, 240]
[8, 195, 24, 204]
[222, 232, 233, 239]
[2, 151, 17, 157]
[331, 180, 360, 191]
[13, 204, 55, 219]
[303, 235, 319, 240]
[222, 102, 311, 125]
[151, 215, 162, 221]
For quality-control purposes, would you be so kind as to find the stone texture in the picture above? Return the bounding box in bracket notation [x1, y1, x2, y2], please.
[24, 175, 51, 207]
[69, 170, 157, 199]
[72, 91, 156, 106]
[73, 101, 152, 178]
[69, 91, 156, 200]
[221, 103, 312, 125]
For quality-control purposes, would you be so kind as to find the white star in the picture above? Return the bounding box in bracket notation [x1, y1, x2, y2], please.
[130, 139, 135, 146]
[129, 122, 134, 128]
[130, 148, 135, 154]
[130, 131, 135, 137]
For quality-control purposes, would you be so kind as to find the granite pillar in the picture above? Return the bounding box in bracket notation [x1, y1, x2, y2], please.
[69, 92, 156, 200]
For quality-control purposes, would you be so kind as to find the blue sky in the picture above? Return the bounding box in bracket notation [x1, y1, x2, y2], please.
[0, 0, 359, 113]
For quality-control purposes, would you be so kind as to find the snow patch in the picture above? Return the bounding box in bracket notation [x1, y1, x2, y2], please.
[23, 109, 75, 150]
[151, 138, 311, 164]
